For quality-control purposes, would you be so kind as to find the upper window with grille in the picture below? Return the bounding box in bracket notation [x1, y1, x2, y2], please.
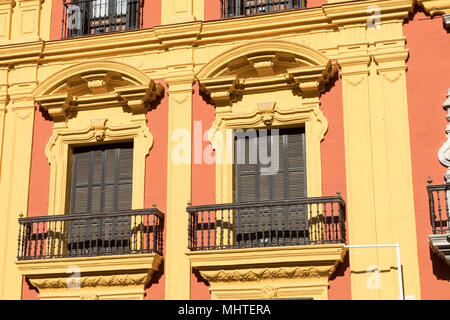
[222, 0, 304, 18]
[62, 0, 142, 38]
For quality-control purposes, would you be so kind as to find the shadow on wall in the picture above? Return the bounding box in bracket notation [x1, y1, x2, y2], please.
[145, 260, 164, 290]
[329, 250, 350, 281]
[429, 247, 450, 281]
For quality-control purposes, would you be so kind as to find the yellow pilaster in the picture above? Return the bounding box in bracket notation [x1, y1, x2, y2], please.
[165, 76, 193, 300]
[0, 96, 35, 299]
[161, 0, 204, 25]
[339, 48, 421, 300]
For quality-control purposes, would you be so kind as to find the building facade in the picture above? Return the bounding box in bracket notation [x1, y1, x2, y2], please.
[0, 0, 448, 300]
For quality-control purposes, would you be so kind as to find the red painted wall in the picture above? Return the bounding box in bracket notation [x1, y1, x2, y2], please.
[405, 10, 450, 300]
[190, 83, 216, 300]
[142, 0, 161, 28]
[22, 105, 53, 300]
[320, 75, 351, 300]
[144, 80, 168, 300]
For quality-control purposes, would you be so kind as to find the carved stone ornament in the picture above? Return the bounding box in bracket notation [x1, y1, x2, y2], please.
[200, 266, 334, 283]
[257, 102, 276, 126]
[29, 273, 151, 290]
[444, 14, 450, 30]
[438, 89, 450, 179]
[91, 118, 108, 141]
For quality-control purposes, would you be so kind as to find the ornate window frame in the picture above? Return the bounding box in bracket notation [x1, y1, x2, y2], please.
[196, 41, 337, 203]
[33, 61, 164, 215]
[189, 41, 346, 300]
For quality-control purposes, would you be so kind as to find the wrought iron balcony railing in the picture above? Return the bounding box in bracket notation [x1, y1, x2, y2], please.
[220, 0, 304, 18]
[17, 208, 164, 261]
[187, 196, 346, 251]
[62, 0, 142, 39]
[427, 183, 450, 234]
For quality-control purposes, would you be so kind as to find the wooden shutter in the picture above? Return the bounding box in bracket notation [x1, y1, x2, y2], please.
[69, 142, 133, 255]
[234, 128, 307, 245]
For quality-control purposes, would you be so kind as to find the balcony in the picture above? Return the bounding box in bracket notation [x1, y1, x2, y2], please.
[427, 183, 450, 265]
[62, 0, 142, 39]
[16, 208, 164, 300]
[220, 0, 304, 18]
[187, 196, 346, 251]
[186, 196, 347, 300]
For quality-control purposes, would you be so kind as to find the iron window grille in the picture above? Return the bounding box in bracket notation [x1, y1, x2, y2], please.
[62, 0, 143, 39]
[220, 0, 304, 18]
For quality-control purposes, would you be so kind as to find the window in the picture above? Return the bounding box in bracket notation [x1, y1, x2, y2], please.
[234, 127, 308, 245]
[68, 142, 134, 255]
[222, 0, 303, 18]
[64, 0, 141, 38]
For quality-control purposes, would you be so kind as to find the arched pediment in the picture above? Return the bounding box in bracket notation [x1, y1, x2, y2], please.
[197, 40, 333, 79]
[34, 61, 163, 121]
[196, 40, 337, 107]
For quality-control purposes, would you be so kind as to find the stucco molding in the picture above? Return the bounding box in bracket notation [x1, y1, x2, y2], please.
[16, 253, 162, 300]
[187, 244, 347, 300]
[418, 0, 450, 15]
[197, 41, 336, 202]
[443, 14, 450, 29]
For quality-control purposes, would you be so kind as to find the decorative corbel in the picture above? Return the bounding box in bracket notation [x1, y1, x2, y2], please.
[35, 93, 74, 122]
[198, 76, 239, 108]
[443, 14, 450, 30]
[417, 0, 450, 16]
[91, 118, 108, 141]
[116, 80, 164, 114]
[438, 89, 450, 182]
[257, 102, 276, 126]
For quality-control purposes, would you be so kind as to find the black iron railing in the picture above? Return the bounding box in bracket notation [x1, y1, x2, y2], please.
[17, 208, 164, 260]
[187, 196, 346, 251]
[62, 0, 142, 39]
[220, 0, 304, 18]
[427, 183, 450, 234]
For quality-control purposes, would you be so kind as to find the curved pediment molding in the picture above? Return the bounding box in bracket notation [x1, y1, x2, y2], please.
[196, 41, 337, 107]
[34, 61, 164, 122]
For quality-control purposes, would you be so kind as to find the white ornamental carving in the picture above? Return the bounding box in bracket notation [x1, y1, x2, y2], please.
[438, 89, 450, 179]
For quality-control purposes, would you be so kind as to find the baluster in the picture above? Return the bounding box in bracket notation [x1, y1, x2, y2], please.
[39, 221, 45, 258]
[207, 210, 211, 249]
[146, 213, 150, 253]
[140, 213, 144, 253]
[220, 209, 224, 249]
[201, 211, 205, 250]
[225, 209, 229, 249]
[17, 221, 22, 260]
[437, 190, 444, 233]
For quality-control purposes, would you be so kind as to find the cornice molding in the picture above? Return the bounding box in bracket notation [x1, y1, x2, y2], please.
[36, 80, 163, 121]
[200, 266, 335, 283]
[187, 245, 347, 300]
[443, 14, 450, 28]
[17, 254, 163, 299]
[418, 0, 450, 15]
[0, 0, 416, 66]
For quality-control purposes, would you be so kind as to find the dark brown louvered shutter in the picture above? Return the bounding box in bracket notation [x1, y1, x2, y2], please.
[234, 128, 307, 245]
[69, 142, 133, 255]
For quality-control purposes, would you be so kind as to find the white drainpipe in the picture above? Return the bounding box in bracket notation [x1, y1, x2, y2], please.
[344, 243, 404, 300]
